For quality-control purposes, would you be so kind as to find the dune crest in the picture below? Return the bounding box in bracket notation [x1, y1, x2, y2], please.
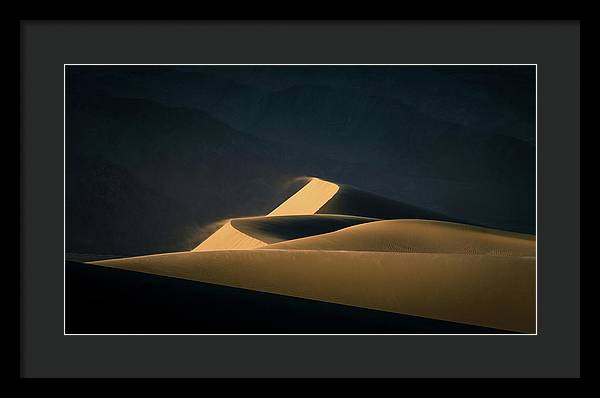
[263, 219, 535, 256]
[193, 214, 378, 251]
[268, 178, 339, 216]
[193, 177, 460, 252]
[193, 177, 341, 251]
[192, 222, 266, 251]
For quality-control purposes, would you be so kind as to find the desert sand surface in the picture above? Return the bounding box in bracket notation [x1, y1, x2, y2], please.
[264, 219, 535, 256]
[192, 222, 266, 251]
[87, 177, 535, 333]
[193, 214, 378, 251]
[193, 178, 345, 251]
[194, 177, 460, 252]
[91, 250, 535, 333]
[268, 178, 461, 222]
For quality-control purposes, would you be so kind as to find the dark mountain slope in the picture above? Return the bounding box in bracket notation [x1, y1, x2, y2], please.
[66, 92, 384, 254]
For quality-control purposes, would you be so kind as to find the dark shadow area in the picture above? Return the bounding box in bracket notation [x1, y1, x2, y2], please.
[65, 261, 514, 334]
[318, 185, 464, 224]
[66, 66, 535, 256]
[231, 214, 377, 244]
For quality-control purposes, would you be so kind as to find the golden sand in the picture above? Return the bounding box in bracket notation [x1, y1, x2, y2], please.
[192, 222, 266, 251]
[194, 177, 340, 251]
[91, 250, 535, 333]
[106, 177, 535, 333]
[264, 219, 535, 257]
[268, 178, 339, 216]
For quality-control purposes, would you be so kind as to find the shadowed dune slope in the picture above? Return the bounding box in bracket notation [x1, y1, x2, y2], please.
[264, 219, 535, 256]
[193, 178, 342, 251]
[91, 250, 535, 333]
[231, 214, 378, 244]
[271, 178, 461, 222]
[317, 184, 463, 222]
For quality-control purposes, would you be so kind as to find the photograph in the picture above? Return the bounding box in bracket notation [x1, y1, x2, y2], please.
[64, 64, 537, 335]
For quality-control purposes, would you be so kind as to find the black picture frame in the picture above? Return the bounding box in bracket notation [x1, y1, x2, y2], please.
[20, 20, 580, 378]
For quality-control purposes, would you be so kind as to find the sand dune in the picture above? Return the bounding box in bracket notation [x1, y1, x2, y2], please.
[67, 261, 507, 334]
[264, 219, 535, 256]
[88, 176, 535, 333]
[317, 184, 463, 222]
[269, 177, 461, 222]
[192, 222, 266, 251]
[194, 177, 460, 251]
[91, 250, 535, 333]
[193, 214, 378, 251]
[193, 178, 342, 251]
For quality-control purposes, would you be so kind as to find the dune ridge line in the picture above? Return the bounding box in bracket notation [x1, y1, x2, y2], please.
[262, 219, 535, 257]
[268, 178, 340, 216]
[193, 178, 340, 251]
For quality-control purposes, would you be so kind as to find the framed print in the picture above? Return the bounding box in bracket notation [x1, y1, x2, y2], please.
[64, 63, 537, 336]
[21, 20, 580, 378]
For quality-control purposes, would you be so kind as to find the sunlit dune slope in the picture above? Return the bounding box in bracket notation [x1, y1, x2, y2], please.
[268, 178, 339, 216]
[193, 178, 342, 251]
[264, 219, 535, 256]
[191, 222, 266, 251]
[270, 177, 460, 222]
[193, 214, 378, 251]
[91, 250, 535, 333]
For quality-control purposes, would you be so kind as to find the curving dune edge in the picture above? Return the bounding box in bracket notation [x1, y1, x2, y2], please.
[263, 219, 535, 256]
